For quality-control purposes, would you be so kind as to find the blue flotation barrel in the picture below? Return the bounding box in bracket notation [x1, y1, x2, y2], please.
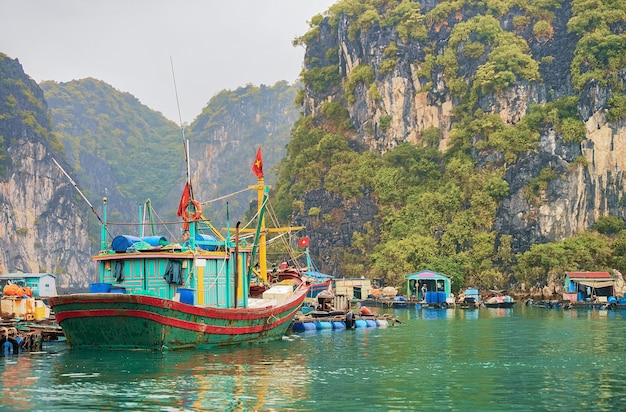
[355, 320, 368, 328]
[316, 321, 333, 330]
[303, 322, 316, 331]
[291, 322, 306, 332]
[366, 319, 378, 328]
[332, 321, 346, 329]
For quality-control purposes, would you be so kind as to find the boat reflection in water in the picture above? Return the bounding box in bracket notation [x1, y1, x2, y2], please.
[47, 340, 309, 411]
[403, 306, 514, 321]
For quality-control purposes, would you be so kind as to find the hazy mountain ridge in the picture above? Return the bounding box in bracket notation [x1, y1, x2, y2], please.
[0, 53, 300, 288]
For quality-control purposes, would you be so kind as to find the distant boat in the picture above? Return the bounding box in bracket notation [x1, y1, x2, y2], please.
[483, 290, 516, 308]
[49, 147, 309, 350]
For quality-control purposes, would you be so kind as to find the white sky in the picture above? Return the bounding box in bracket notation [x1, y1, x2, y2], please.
[0, 0, 336, 124]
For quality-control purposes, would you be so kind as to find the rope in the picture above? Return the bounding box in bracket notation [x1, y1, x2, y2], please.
[200, 187, 251, 205]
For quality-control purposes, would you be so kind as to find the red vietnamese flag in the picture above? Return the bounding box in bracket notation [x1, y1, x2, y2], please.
[299, 237, 310, 247]
[176, 182, 191, 218]
[252, 147, 264, 178]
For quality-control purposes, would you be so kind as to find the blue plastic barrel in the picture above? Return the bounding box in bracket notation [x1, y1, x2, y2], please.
[366, 320, 377, 327]
[291, 323, 306, 332]
[303, 322, 316, 331]
[89, 283, 111, 293]
[177, 288, 194, 305]
[437, 291, 447, 303]
[332, 321, 346, 329]
[316, 321, 333, 330]
[426, 291, 437, 304]
[355, 320, 368, 328]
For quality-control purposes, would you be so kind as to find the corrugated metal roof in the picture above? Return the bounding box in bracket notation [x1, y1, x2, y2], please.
[565, 272, 612, 279]
[0, 273, 56, 279]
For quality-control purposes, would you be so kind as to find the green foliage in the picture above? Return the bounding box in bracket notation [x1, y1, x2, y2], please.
[462, 41, 486, 59]
[344, 65, 375, 104]
[569, 0, 626, 89]
[610, 231, 626, 274]
[525, 167, 557, 201]
[301, 66, 342, 93]
[42, 78, 190, 208]
[607, 93, 626, 121]
[572, 155, 589, 167]
[421, 127, 440, 147]
[368, 83, 382, 101]
[532, 20, 552, 37]
[450, 111, 540, 163]
[379, 115, 392, 132]
[320, 101, 354, 133]
[380, 59, 397, 74]
[557, 117, 586, 143]
[515, 232, 614, 288]
[594, 215, 624, 235]
[272, 0, 626, 293]
[523, 96, 583, 142]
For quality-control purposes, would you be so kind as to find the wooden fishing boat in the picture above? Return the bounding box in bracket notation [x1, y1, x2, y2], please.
[49, 147, 310, 350]
[483, 290, 516, 308]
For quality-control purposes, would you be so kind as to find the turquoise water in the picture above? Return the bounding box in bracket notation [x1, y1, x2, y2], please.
[1, 306, 626, 411]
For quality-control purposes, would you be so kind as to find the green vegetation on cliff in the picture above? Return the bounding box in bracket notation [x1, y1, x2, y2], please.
[276, 0, 626, 293]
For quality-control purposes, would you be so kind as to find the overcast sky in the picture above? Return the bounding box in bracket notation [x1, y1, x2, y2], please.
[0, 0, 336, 124]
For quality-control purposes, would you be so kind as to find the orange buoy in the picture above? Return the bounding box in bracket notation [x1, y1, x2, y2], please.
[359, 306, 372, 315]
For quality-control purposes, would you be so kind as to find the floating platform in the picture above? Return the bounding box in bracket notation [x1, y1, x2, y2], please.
[290, 310, 400, 332]
[0, 317, 65, 355]
[527, 299, 626, 310]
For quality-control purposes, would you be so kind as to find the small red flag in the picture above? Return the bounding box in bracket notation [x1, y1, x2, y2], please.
[252, 147, 264, 178]
[299, 237, 310, 247]
[176, 182, 191, 218]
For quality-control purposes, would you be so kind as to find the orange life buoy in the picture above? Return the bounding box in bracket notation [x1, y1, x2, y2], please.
[190, 199, 202, 221]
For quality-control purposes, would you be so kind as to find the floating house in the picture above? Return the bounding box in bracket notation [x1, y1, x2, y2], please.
[0, 273, 57, 297]
[563, 272, 614, 302]
[405, 270, 452, 307]
[334, 278, 372, 311]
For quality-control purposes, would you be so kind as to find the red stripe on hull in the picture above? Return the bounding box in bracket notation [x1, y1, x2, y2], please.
[54, 307, 295, 335]
[51, 292, 305, 320]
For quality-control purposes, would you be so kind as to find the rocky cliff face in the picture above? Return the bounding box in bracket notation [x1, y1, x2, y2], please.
[0, 55, 92, 289]
[299, 0, 626, 260]
[188, 83, 300, 222]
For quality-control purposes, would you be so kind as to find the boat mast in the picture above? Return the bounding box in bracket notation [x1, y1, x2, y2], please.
[257, 174, 268, 282]
[171, 57, 198, 248]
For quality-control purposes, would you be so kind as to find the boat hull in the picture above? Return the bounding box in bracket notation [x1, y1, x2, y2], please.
[49, 285, 308, 350]
[484, 302, 516, 308]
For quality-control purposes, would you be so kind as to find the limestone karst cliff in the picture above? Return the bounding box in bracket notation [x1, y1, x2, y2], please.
[0, 54, 92, 289]
[288, 0, 626, 278]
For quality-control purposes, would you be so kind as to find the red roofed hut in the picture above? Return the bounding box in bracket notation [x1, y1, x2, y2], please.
[563, 272, 614, 302]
